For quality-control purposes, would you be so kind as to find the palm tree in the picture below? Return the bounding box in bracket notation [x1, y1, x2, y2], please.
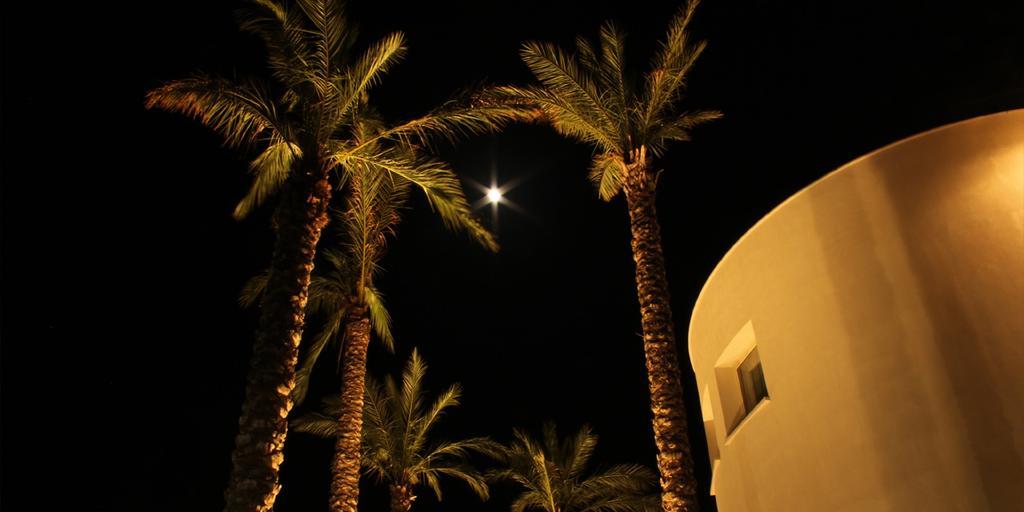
[475, 2, 719, 509]
[147, 2, 509, 510]
[237, 107, 497, 511]
[490, 424, 660, 512]
[293, 349, 497, 512]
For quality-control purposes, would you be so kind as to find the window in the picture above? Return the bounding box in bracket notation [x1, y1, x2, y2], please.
[714, 321, 770, 436]
[737, 346, 769, 412]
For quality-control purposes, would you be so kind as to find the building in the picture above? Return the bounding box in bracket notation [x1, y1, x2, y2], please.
[688, 110, 1024, 511]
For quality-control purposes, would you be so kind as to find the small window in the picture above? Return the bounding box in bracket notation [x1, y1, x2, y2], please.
[737, 347, 769, 413]
[714, 321, 770, 436]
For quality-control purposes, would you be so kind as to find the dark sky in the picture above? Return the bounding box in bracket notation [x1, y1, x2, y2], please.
[2, 1, 1022, 511]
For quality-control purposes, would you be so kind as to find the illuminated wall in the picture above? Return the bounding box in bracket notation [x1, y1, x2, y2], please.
[687, 110, 1024, 511]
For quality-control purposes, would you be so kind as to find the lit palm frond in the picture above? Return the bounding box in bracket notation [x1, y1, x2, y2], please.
[597, 22, 629, 132]
[478, 85, 619, 151]
[291, 308, 344, 405]
[291, 408, 338, 437]
[346, 150, 497, 251]
[294, 349, 497, 502]
[238, 269, 270, 308]
[520, 41, 618, 145]
[587, 151, 626, 201]
[145, 76, 289, 150]
[328, 32, 406, 130]
[234, 140, 303, 219]
[380, 98, 538, 150]
[489, 424, 659, 512]
[236, 0, 316, 90]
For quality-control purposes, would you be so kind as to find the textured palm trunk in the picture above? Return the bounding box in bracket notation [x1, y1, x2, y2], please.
[623, 160, 699, 512]
[223, 165, 333, 512]
[388, 482, 416, 512]
[329, 311, 372, 512]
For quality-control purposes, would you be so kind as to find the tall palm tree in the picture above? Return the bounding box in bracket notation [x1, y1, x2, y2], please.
[490, 424, 660, 512]
[237, 107, 498, 511]
[147, 2, 509, 510]
[476, 2, 720, 509]
[294, 349, 497, 512]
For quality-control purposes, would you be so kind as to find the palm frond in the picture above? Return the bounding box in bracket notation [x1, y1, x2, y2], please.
[587, 152, 625, 201]
[236, 0, 315, 90]
[324, 0, 357, 62]
[575, 35, 599, 74]
[378, 99, 534, 149]
[478, 85, 619, 152]
[238, 269, 270, 308]
[292, 308, 344, 405]
[575, 464, 657, 497]
[424, 437, 505, 466]
[653, 0, 701, 72]
[341, 150, 497, 251]
[399, 349, 427, 433]
[332, 32, 406, 125]
[598, 22, 629, 126]
[520, 41, 617, 145]
[412, 383, 461, 454]
[647, 108, 722, 157]
[422, 470, 444, 501]
[494, 425, 657, 512]
[641, 0, 709, 135]
[362, 375, 397, 477]
[364, 285, 395, 352]
[510, 492, 550, 512]
[145, 76, 287, 149]
[432, 465, 491, 500]
[295, 0, 331, 79]
[564, 425, 598, 479]
[291, 411, 337, 437]
[233, 140, 302, 219]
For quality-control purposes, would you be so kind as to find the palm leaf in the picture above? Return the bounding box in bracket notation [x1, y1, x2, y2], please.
[145, 75, 287, 149]
[332, 32, 406, 125]
[519, 41, 617, 146]
[291, 411, 338, 437]
[236, 0, 316, 90]
[342, 150, 498, 251]
[587, 152, 625, 201]
[478, 85, 619, 151]
[364, 285, 395, 352]
[292, 308, 344, 405]
[597, 22, 629, 126]
[238, 270, 270, 308]
[233, 140, 302, 219]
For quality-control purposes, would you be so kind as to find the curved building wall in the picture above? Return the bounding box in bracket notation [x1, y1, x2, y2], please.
[688, 110, 1024, 511]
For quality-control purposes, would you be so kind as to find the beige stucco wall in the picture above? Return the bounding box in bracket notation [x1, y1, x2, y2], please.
[688, 110, 1024, 511]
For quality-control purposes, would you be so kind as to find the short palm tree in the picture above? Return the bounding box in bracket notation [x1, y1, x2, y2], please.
[477, 2, 720, 509]
[490, 424, 660, 512]
[147, 2, 508, 510]
[293, 349, 496, 512]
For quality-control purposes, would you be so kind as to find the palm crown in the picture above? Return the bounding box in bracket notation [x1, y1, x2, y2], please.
[479, 0, 720, 200]
[293, 349, 497, 505]
[489, 424, 660, 512]
[146, 0, 508, 247]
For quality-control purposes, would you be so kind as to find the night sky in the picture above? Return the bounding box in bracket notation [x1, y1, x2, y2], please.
[2, 1, 1022, 511]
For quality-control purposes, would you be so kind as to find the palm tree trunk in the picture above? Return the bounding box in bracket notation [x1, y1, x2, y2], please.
[223, 169, 333, 512]
[388, 482, 416, 512]
[329, 311, 372, 512]
[623, 163, 699, 512]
